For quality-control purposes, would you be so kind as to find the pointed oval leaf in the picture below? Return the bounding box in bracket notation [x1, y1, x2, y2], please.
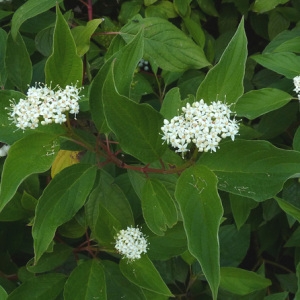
[175, 164, 223, 300]
[102, 61, 166, 163]
[229, 194, 258, 230]
[7, 273, 66, 300]
[33, 163, 97, 262]
[142, 178, 177, 236]
[196, 18, 247, 104]
[160, 87, 182, 119]
[27, 244, 72, 273]
[45, 5, 82, 87]
[64, 259, 106, 300]
[252, 0, 289, 13]
[235, 88, 293, 120]
[147, 223, 187, 260]
[89, 28, 144, 133]
[263, 27, 300, 54]
[86, 170, 134, 247]
[199, 140, 300, 201]
[102, 260, 146, 300]
[119, 255, 173, 297]
[0, 133, 60, 212]
[6, 32, 32, 92]
[11, 0, 63, 40]
[121, 16, 210, 72]
[251, 52, 300, 79]
[51, 150, 80, 178]
[72, 19, 104, 56]
[275, 196, 300, 223]
[220, 267, 271, 295]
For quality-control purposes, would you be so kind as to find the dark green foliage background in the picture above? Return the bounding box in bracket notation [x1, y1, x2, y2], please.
[0, 0, 300, 299]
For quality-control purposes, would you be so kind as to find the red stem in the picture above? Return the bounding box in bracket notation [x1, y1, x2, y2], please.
[87, 0, 93, 21]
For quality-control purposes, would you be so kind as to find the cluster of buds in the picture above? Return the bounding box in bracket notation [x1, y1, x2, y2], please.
[115, 226, 148, 261]
[138, 59, 150, 71]
[161, 99, 239, 156]
[7, 83, 82, 130]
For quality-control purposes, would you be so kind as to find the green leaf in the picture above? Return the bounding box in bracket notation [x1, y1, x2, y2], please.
[89, 28, 144, 133]
[174, 0, 191, 18]
[103, 260, 146, 300]
[220, 267, 271, 295]
[199, 140, 300, 201]
[197, 0, 219, 17]
[102, 60, 166, 163]
[72, 19, 104, 56]
[144, 0, 158, 5]
[5, 32, 32, 93]
[175, 165, 223, 300]
[196, 18, 247, 104]
[26, 244, 72, 273]
[251, 52, 300, 79]
[0, 286, 7, 300]
[86, 170, 134, 247]
[147, 223, 187, 260]
[183, 17, 205, 48]
[293, 127, 300, 151]
[7, 273, 66, 300]
[0, 28, 7, 86]
[264, 292, 289, 300]
[0, 192, 29, 221]
[0, 133, 60, 212]
[295, 262, 300, 299]
[268, 10, 289, 40]
[219, 224, 250, 267]
[235, 88, 293, 120]
[121, 15, 210, 72]
[45, 5, 82, 87]
[285, 227, 300, 247]
[252, 0, 289, 13]
[229, 194, 258, 230]
[160, 87, 182, 119]
[11, 0, 62, 40]
[275, 196, 300, 223]
[64, 259, 106, 300]
[32, 163, 97, 262]
[119, 1, 143, 24]
[119, 255, 173, 297]
[141, 178, 177, 235]
[0, 11, 13, 22]
[35, 27, 54, 57]
[145, 1, 178, 19]
[263, 27, 300, 53]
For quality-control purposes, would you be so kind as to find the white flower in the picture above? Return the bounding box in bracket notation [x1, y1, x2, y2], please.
[294, 76, 300, 94]
[7, 83, 82, 130]
[161, 99, 239, 156]
[115, 226, 148, 261]
[0, 144, 10, 157]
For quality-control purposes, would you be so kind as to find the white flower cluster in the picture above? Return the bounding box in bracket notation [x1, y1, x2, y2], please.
[293, 76, 300, 96]
[161, 99, 239, 156]
[0, 144, 10, 157]
[7, 83, 82, 130]
[115, 226, 148, 261]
